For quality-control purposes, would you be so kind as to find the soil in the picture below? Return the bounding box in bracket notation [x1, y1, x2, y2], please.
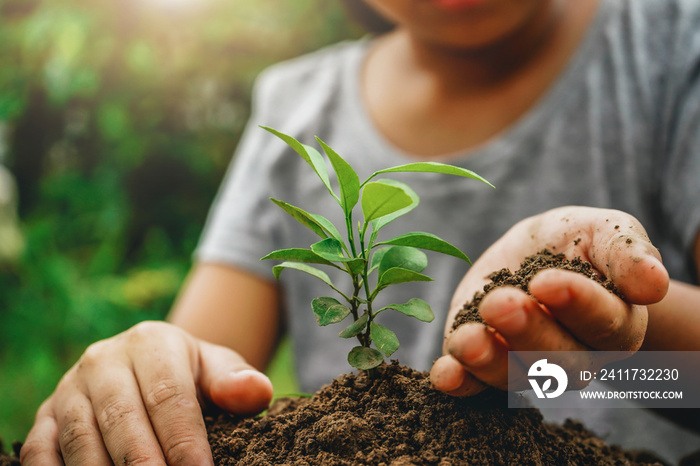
[205, 362, 666, 465]
[451, 249, 621, 330]
[0, 439, 19, 466]
[0, 250, 692, 465]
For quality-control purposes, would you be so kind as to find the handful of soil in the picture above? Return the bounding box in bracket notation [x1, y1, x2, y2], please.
[452, 249, 621, 329]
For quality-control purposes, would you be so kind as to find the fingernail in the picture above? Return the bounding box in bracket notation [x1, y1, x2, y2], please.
[482, 304, 527, 335]
[431, 356, 466, 392]
[230, 369, 271, 386]
[534, 286, 570, 307]
[644, 254, 664, 270]
[465, 340, 493, 367]
[448, 325, 494, 367]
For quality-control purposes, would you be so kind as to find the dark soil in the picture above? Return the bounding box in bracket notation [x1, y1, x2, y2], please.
[0, 439, 20, 466]
[0, 373, 667, 466]
[205, 362, 664, 465]
[452, 249, 621, 330]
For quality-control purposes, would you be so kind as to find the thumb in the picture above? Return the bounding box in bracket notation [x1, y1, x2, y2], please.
[596, 229, 669, 305]
[196, 340, 273, 416]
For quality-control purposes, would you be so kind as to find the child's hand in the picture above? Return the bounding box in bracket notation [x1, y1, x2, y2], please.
[20, 321, 273, 465]
[430, 206, 670, 396]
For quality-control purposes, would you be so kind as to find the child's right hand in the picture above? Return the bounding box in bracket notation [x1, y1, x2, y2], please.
[20, 321, 273, 465]
[430, 206, 670, 397]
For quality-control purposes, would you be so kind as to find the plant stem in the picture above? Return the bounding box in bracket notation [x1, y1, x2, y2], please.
[360, 224, 380, 378]
[350, 277, 365, 346]
[358, 223, 375, 349]
[349, 276, 361, 321]
[345, 212, 357, 258]
[358, 224, 373, 309]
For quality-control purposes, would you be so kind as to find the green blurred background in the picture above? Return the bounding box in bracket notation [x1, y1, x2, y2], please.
[0, 0, 367, 448]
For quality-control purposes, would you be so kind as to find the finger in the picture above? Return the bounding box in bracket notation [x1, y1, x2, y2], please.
[519, 207, 669, 304]
[127, 325, 214, 465]
[20, 402, 64, 466]
[529, 269, 647, 352]
[430, 354, 490, 397]
[76, 338, 169, 465]
[479, 285, 607, 388]
[83, 362, 168, 465]
[444, 323, 513, 390]
[198, 340, 273, 416]
[591, 216, 669, 305]
[50, 387, 113, 465]
[478, 285, 598, 383]
[479, 286, 590, 351]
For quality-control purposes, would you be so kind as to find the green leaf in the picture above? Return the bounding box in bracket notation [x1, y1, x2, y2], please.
[261, 248, 336, 266]
[370, 179, 419, 233]
[316, 137, 360, 215]
[261, 127, 339, 202]
[348, 346, 383, 370]
[378, 298, 435, 322]
[310, 213, 345, 245]
[369, 246, 391, 274]
[376, 232, 471, 264]
[311, 238, 365, 274]
[364, 161, 494, 188]
[270, 200, 349, 255]
[347, 260, 367, 275]
[272, 262, 336, 289]
[377, 246, 427, 279]
[361, 180, 414, 224]
[339, 313, 369, 338]
[310, 238, 344, 259]
[270, 198, 328, 239]
[376, 267, 433, 292]
[312, 297, 352, 326]
[370, 322, 400, 357]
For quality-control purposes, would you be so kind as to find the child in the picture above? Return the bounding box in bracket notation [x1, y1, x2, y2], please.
[21, 0, 700, 464]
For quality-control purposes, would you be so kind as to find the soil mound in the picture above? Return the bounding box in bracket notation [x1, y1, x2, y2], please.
[206, 363, 663, 465]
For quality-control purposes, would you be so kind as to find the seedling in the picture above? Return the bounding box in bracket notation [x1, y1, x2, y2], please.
[261, 127, 493, 372]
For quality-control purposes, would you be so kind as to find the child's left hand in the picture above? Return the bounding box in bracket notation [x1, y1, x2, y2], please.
[430, 206, 670, 396]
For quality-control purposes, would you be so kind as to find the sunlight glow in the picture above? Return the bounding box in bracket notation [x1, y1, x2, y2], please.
[146, 0, 204, 11]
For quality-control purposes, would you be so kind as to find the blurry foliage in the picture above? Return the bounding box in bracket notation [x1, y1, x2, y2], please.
[0, 0, 363, 447]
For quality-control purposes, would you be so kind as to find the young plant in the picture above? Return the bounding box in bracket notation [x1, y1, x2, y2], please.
[260, 126, 493, 372]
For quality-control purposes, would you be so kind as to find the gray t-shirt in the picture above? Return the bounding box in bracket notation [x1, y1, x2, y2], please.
[196, 0, 700, 460]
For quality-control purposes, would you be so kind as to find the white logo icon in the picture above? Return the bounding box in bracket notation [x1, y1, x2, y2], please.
[528, 359, 568, 399]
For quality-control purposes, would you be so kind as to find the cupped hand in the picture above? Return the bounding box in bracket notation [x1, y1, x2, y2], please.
[430, 206, 670, 397]
[20, 321, 273, 465]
